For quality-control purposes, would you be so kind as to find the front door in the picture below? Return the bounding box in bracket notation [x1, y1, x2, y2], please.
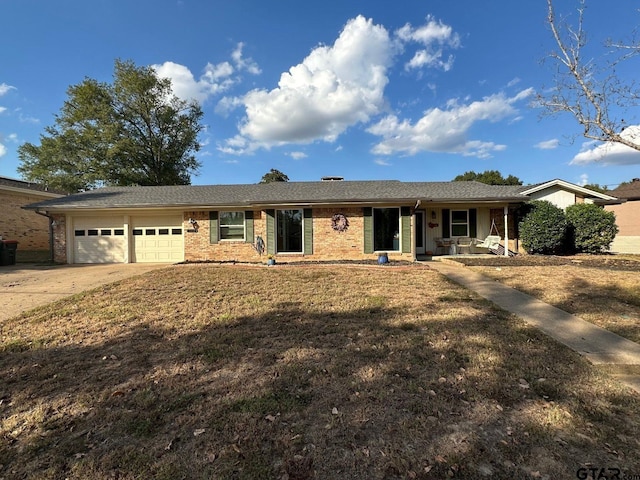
[415, 210, 426, 254]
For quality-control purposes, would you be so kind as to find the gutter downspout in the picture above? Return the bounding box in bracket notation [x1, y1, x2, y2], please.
[35, 210, 55, 263]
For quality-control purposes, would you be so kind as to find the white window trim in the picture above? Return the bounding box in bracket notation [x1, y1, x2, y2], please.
[450, 209, 469, 238]
[219, 211, 246, 241]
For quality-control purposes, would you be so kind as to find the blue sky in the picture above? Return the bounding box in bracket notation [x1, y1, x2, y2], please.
[1, 0, 639, 188]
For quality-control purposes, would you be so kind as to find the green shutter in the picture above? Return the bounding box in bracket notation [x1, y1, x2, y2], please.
[209, 211, 218, 244]
[469, 208, 477, 238]
[363, 207, 373, 253]
[303, 208, 313, 255]
[442, 209, 450, 238]
[266, 209, 275, 255]
[401, 207, 411, 253]
[245, 210, 254, 243]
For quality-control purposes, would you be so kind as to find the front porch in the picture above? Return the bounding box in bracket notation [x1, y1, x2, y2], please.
[413, 204, 519, 258]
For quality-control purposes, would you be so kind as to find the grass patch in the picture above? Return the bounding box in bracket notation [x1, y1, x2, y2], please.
[1, 265, 640, 479]
[470, 263, 640, 343]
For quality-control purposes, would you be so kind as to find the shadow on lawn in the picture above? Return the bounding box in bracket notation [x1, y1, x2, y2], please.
[2, 302, 640, 479]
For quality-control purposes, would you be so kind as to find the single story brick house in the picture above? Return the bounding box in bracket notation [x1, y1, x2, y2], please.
[603, 178, 640, 254]
[0, 176, 64, 261]
[24, 178, 616, 264]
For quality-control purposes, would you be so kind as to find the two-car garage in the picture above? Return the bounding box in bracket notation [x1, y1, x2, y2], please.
[71, 214, 184, 264]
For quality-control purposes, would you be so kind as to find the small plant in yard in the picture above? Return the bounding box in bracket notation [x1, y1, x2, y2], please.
[566, 203, 619, 254]
[519, 200, 568, 254]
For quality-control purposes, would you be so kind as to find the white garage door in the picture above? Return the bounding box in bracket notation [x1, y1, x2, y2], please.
[73, 217, 126, 264]
[132, 215, 184, 263]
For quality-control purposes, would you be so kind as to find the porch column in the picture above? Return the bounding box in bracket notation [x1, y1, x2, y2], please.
[503, 206, 509, 257]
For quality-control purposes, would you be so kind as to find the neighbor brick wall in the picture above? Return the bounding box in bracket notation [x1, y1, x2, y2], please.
[0, 190, 51, 250]
[182, 207, 413, 263]
[51, 214, 67, 263]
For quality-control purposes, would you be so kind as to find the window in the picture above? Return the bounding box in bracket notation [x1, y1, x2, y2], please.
[158, 228, 169, 235]
[451, 210, 469, 237]
[219, 211, 245, 240]
[87, 229, 99, 236]
[277, 209, 303, 253]
[133, 229, 143, 236]
[74, 230, 85, 236]
[100, 229, 111, 236]
[373, 208, 400, 251]
[145, 229, 156, 235]
[171, 228, 182, 235]
[114, 229, 124, 236]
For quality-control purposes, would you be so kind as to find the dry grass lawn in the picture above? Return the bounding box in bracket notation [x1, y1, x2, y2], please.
[468, 259, 640, 344]
[2, 264, 640, 479]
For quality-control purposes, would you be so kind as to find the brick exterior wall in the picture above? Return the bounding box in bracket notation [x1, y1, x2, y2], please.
[0, 190, 52, 250]
[51, 214, 67, 263]
[182, 207, 413, 263]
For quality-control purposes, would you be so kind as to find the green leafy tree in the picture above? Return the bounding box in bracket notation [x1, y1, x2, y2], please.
[565, 203, 618, 254]
[519, 200, 568, 254]
[259, 169, 290, 183]
[453, 170, 523, 185]
[18, 59, 204, 192]
[582, 183, 609, 194]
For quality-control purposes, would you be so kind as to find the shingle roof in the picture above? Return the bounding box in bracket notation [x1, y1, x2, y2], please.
[0, 176, 66, 195]
[610, 179, 640, 200]
[24, 180, 530, 211]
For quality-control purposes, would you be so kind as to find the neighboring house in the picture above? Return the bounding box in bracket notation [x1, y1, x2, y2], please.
[24, 178, 615, 264]
[603, 178, 640, 254]
[0, 176, 64, 260]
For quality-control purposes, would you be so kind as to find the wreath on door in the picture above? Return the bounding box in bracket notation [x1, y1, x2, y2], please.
[331, 213, 349, 232]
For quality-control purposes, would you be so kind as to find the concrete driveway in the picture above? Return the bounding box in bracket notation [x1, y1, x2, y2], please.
[0, 263, 169, 321]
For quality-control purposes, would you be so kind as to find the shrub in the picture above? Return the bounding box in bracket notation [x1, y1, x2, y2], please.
[518, 200, 568, 254]
[565, 203, 618, 253]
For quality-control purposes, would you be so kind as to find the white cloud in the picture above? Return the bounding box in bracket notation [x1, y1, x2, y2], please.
[396, 15, 461, 71]
[570, 126, 640, 165]
[368, 88, 533, 158]
[507, 77, 521, 88]
[535, 139, 559, 150]
[0, 83, 16, 96]
[0, 107, 6, 114]
[288, 151, 307, 160]
[374, 158, 391, 166]
[153, 43, 261, 104]
[220, 15, 395, 154]
[153, 61, 234, 104]
[215, 96, 244, 116]
[579, 173, 589, 186]
[231, 42, 261, 75]
[0, 142, 6, 157]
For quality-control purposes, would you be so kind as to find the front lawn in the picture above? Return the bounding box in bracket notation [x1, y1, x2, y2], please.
[2, 265, 639, 479]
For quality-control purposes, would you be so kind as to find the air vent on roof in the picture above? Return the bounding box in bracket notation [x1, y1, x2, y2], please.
[321, 176, 344, 181]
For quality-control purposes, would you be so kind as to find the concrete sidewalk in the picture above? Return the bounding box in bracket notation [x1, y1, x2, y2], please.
[429, 261, 640, 394]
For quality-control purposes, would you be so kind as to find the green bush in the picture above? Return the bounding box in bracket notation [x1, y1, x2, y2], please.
[565, 203, 618, 253]
[518, 200, 568, 254]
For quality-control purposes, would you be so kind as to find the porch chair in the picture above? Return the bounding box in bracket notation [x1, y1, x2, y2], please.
[434, 238, 451, 255]
[456, 237, 474, 254]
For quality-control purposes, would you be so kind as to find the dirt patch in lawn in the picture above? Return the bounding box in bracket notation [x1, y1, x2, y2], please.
[2, 265, 640, 479]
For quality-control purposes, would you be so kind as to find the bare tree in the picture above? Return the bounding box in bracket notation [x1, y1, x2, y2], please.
[540, 0, 640, 151]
